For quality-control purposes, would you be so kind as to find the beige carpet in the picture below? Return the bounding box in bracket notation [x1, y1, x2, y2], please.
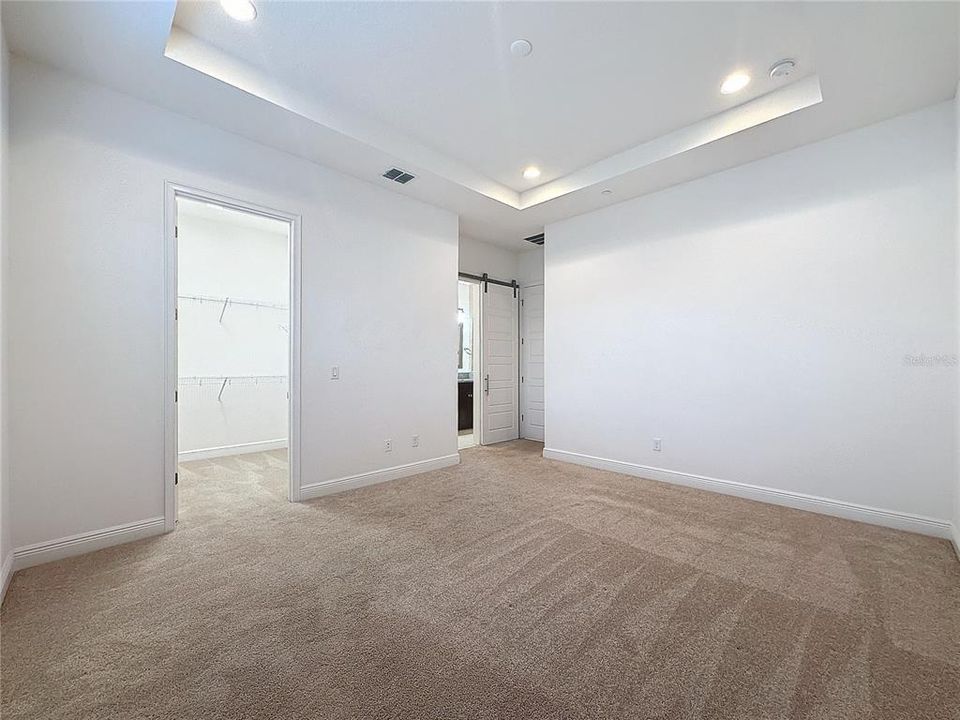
[2, 440, 959, 719]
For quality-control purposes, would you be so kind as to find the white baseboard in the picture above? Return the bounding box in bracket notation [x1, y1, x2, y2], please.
[1, 551, 13, 605]
[300, 454, 460, 500]
[952, 524, 960, 562]
[543, 448, 953, 540]
[179, 439, 287, 462]
[12, 516, 167, 572]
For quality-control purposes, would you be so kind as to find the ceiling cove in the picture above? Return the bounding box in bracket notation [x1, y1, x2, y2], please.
[164, 26, 822, 212]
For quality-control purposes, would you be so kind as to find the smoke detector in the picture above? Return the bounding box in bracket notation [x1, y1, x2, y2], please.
[769, 60, 797, 79]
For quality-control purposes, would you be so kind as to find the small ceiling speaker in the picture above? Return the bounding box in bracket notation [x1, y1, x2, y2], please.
[510, 39, 533, 57]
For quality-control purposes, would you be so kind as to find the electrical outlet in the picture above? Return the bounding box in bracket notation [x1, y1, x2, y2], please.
[411, 435, 420, 448]
[653, 438, 662, 452]
[384, 439, 392, 452]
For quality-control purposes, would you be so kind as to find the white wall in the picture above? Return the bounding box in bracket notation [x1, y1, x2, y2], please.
[546, 101, 957, 529]
[519, 246, 544, 287]
[0, 16, 10, 590]
[459, 235, 518, 281]
[177, 202, 289, 456]
[8, 59, 458, 550]
[955, 83, 960, 549]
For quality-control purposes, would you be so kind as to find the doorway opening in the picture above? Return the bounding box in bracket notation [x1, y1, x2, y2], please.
[457, 272, 520, 448]
[164, 185, 301, 530]
[457, 279, 481, 449]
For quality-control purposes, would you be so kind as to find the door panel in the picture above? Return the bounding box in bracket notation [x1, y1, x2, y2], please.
[481, 283, 519, 445]
[521, 284, 545, 441]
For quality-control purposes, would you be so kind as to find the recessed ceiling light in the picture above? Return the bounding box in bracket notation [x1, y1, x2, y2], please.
[601, 189, 613, 196]
[522, 166, 541, 180]
[510, 39, 533, 57]
[220, 0, 257, 22]
[720, 71, 750, 95]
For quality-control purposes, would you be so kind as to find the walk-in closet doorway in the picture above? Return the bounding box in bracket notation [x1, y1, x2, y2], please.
[164, 184, 302, 530]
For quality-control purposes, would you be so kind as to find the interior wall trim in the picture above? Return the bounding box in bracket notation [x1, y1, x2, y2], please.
[164, 181, 304, 520]
[952, 524, 960, 562]
[12, 517, 167, 572]
[542, 448, 954, 540]
[178, 439, 288, 462]
[300, 454, 460, 501]
[1, 551, 14, 604]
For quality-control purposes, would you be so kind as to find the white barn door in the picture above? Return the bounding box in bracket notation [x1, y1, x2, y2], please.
[520, 284, 545, 441]
[480, 282, 519, 445]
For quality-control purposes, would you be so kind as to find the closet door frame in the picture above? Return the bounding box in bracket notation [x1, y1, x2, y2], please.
[163, 182, 303, 533]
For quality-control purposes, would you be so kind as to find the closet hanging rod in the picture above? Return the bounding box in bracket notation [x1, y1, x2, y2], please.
[177, 375, 288, 385]
[177, 294, 288, 311]
[179, 375, 287, 401]
[177, 375, 287, 402]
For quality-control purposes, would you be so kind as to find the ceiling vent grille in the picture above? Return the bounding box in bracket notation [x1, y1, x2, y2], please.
[524, 232, 545, 246]
[382, 167, 416, 184]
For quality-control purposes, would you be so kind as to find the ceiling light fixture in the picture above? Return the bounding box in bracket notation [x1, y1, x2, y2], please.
[601, 189, 613, 196]
[510, 39, 533, 57]
[220, 0, 257, 22]
[720, 71, 750, 95]
[522, 166, 541, 180]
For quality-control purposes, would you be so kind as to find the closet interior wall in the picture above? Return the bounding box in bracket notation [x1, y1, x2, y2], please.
[177, 199, 290, 460]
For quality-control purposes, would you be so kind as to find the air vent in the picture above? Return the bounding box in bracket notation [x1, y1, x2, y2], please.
[382, 167, 415, 184]
[524, 232, 545, 246]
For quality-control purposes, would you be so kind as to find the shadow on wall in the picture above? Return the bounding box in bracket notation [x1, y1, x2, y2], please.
[547, 103, 954, 267]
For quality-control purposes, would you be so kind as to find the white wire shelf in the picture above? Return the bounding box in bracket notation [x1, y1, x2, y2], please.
[178, 375, 287, 385]
[178, 294, 289, 320]
[178, 375, 287, 401]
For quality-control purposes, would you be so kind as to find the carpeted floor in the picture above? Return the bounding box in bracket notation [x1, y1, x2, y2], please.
[2, 440, 959, 719]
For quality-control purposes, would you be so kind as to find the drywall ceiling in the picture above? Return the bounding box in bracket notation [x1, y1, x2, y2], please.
[172, 1, 821, 192]
[3, 1, 958, 249]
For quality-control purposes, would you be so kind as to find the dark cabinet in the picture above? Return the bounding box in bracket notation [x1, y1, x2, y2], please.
[458, 380, 474, 431]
